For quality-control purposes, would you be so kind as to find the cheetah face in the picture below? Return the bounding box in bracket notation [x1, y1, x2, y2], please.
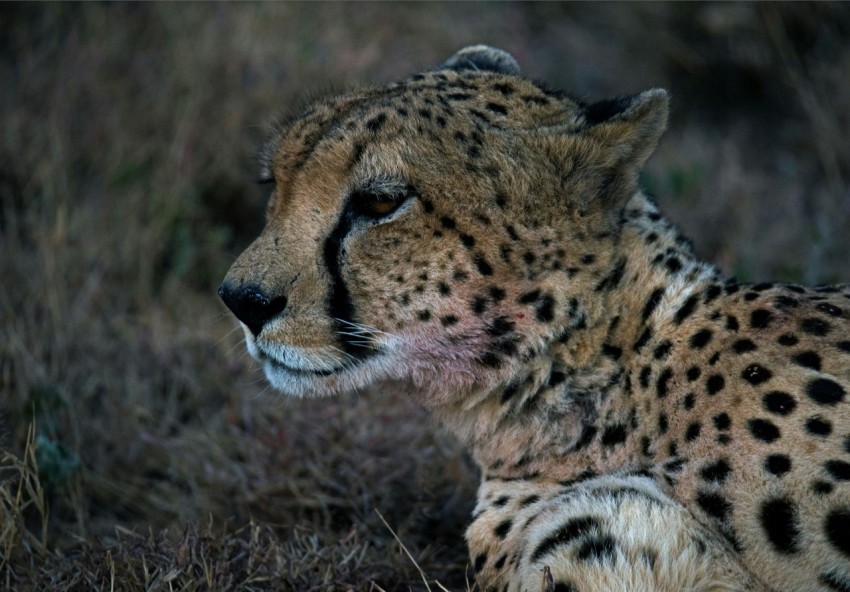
[219, 46, 667, 406]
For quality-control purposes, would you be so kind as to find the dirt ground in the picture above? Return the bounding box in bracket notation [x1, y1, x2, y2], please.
[1, 3, 849, 590]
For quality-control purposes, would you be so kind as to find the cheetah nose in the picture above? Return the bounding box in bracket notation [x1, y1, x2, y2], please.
[217, 283, 287, 337]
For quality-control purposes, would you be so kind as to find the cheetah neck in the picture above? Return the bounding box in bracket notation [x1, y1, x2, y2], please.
[435, 193, 724, 482]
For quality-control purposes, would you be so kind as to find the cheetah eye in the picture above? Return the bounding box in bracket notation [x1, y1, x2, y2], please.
[350, 188, 413, 219]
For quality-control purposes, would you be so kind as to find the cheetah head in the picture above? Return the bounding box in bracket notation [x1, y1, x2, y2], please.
[219, 46, 668, 409]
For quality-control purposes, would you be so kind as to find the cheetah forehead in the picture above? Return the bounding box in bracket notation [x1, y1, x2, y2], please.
[259, 49, 590, 182]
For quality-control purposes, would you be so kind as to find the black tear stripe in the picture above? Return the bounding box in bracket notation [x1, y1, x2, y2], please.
[322, 199, 376, 359]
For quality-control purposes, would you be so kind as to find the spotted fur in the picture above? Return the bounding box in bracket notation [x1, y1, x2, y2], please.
[220, 46, 850, 591]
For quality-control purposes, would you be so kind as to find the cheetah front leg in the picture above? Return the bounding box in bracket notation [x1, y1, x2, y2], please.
[466, 474, 768, 592]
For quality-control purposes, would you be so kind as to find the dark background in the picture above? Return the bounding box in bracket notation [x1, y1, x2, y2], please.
[1, 3, 849, 590]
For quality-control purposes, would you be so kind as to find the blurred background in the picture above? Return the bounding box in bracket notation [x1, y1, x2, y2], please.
[1, 3, 849, 590]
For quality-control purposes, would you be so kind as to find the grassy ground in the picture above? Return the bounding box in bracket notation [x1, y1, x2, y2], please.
[1, 3, 849, 590]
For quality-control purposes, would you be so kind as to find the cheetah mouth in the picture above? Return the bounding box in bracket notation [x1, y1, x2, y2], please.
[263, 355, 342, 377]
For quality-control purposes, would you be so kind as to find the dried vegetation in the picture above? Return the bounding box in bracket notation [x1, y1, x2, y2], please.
[1, 3, 848, 590]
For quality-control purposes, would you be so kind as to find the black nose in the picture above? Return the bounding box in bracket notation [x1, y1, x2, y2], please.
[218, 283, 287, 336]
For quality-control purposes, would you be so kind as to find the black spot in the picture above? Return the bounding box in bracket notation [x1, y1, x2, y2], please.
[492, 82, 515, 96]
[706, 374, 725, 395]
[474, 255, 493, 276]
[742, 364, 772, 385]
[713, 413, 731, 430]
[778, 333, 799, 346]
[471, 296, 488, 314]
[531, 516, 601, 561]
[685, 422, 701, 442]
[793, 351, 822, 371]
[500, 383, 520, 404]
[765, 454, 791, 476]
[640, 436, 653, 457]
[704, 285, 722, 303]
[602, 344, 622, 360]
[572, 425, 597, 451]
[748, 419, 780, 442]
[658, 413, 669, 434]
[638, 366, 652, 389]
[837, 341, 850, 353]
[438, 282, 451, 296]
[726, 315, 739, 331]
[652, 340, 673, 360]
[542, 371, 565, 388]
[686, 366, 701, 381]
[763, 391, 797, 416]
[701, 459, 731, 483]
[683, 393, 695, 410]
[580, 254, 596, 265]
[601, 424, 628, 447]
[487, 316, 515, 337]
[732, 339, 758, 354]
[473, 552, 487, 572]
[825, 509, 850, 558]
[486, 102, 508, 115]
[477, 352, 502, 368]
[595, 258, 626, 292]
[493, 554, 507, 570]
[665, 458, 685, 473]
[366, 112, 387, 132]
[576, 536, 617, 562]
[642, 288, 665, 321]
[519, 494, 540, 508]
[817, 303, 843, 316]
[825, 460, 850, 481]
[439, 216, 456, 229]
[674, 295, 699, 324]
[633, 328, 651, 352]
[802, 317, 831, 336]
[494, 519, 512, 539]
[441, 315, 458, 326]
[821, 571, 850, 592]
[665, 257, 682, 273]
[493, 495, 510, 507]
[518, 289, 540, 305]
[689, 329, 713, 349]
[696, 491, 731, 520]
[535, 296, 555, 322]
[552, 583, 577, 592]
[814, 481, 834, 495]
[459, 233, 476, 248]
[775, 295, 799, 308]
[488, 286, 506, 302]
[807, 416, 833, 436]
[750, 309, 773, 329]
[760, 498, 801, 554]
[708, 352, 720, 365]
[807, 378, 846, 406]
[744, 292, 759, 302]
[656, 368, 673, 399]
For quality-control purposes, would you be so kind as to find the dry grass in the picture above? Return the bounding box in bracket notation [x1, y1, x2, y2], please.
[1, 3, 848, 590]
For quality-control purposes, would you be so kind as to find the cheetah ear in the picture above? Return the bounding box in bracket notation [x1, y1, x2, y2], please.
[440, 45, 521, 76]
[541, 89, 669, 212]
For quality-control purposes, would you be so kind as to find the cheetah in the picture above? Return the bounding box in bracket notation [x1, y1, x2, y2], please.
[219, 46, 850, 591]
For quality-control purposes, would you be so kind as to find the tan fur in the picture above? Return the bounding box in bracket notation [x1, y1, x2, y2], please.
[221, 46, 850, 591]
